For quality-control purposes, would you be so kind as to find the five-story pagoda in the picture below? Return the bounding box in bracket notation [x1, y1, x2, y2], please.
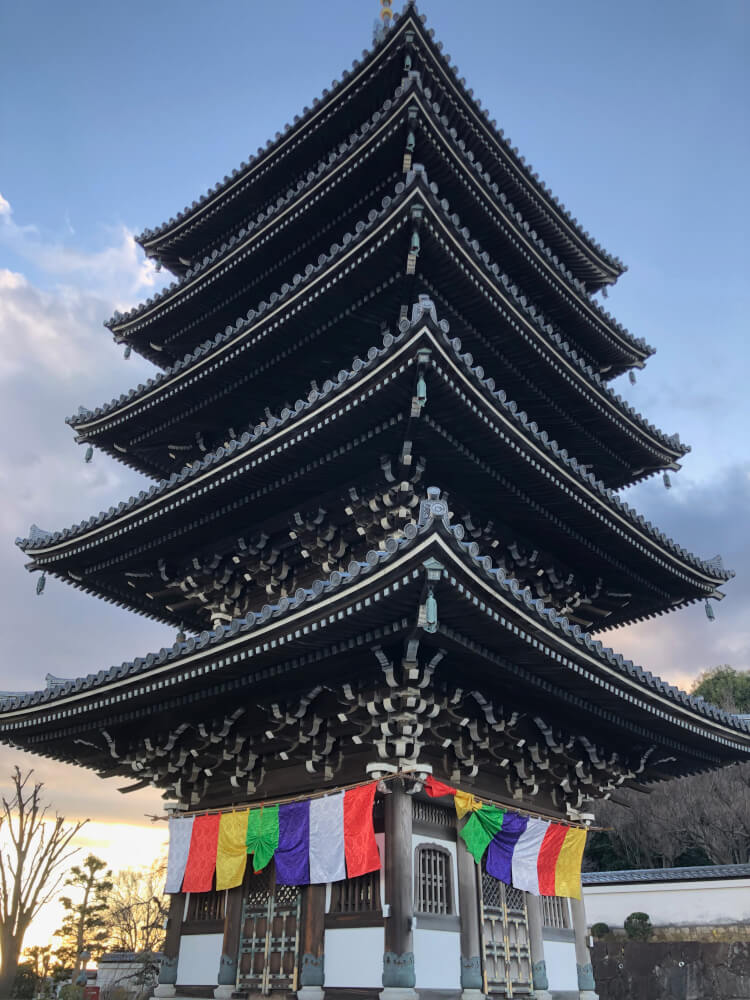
[5, 4, 749, 999]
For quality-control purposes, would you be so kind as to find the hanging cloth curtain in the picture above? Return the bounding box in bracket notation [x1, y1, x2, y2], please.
[511, 819, 550, 895]
[459, 804, 505, 863]
[454, 790, 483, 819]
[182, 814, 221, 893]
[309, 792, 346, 883]
[164, 816, 194, 894]
[486, 812, 528, 885]
[424, 776, 457, 798]
[343, 782, 380, 877]
[246, 805, 280, 872]
[215, 810, 250, 891]
[276, 801, 311, 885]
[552, 827, 587, 899]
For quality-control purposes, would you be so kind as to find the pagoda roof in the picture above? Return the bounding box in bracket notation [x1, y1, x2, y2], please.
[136, 5, 624, 290]
[21, 309, 728, 629]
[3, 514, 748, 776]
[112, 82, 645, 374]
[73, 174, 682, 485]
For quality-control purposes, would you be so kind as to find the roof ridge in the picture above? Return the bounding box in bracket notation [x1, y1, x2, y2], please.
[5, 509, 746, 737]
[114, 80, 647, 366]
[413, 91, 649, 355]
[414, 181, 680, 454]
[110, 79, 419, 335]
[137, 4, 625, 286]
[73, 175, 679, 471]
[25, 320, 420, 551]
[407, 6, 625, 276]
[37, 296, 727, 587]
[69, 173, 419, 430]
[135, 8, 410, 248]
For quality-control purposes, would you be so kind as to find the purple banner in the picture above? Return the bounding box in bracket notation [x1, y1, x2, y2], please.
[486, 812, 528, 884]
[275, 800, 310, 885]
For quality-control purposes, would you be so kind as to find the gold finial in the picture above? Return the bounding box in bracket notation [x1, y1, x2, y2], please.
[380, 0, 393, 22]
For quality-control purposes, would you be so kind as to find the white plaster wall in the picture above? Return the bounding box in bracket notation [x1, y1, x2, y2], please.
[583, 878, 750, 928]
[410, 832, 461, 989]
[176, 933, 223, 986]
[543, 937, 578, 992]
[411, 833, 460, 915]
[413, 928, 461, 989]
[324, 927, 384, 988]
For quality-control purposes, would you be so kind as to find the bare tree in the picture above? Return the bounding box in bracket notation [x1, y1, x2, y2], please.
[593, 762, 750, 869]
[0, 767, 86, 998]
[105, 858, 168, 953]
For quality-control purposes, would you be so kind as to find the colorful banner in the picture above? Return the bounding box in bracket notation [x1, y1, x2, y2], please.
[426, 774, 587, 899]
[167, 781, 381, 894]
[181, 813, 221, 893]
[166, 776, 586, 898]
[164, 815, 194, 893]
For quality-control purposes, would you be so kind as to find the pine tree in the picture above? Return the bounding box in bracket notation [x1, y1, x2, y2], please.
[53, 855, 113, 982]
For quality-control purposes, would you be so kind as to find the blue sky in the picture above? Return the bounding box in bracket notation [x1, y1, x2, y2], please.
[0, 0, 748, 829]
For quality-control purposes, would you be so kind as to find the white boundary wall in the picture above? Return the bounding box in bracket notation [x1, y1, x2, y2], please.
[583, 876, 750, 928]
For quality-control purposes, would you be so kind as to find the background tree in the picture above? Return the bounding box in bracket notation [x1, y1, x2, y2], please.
[0, 768, 86, 999]
[8, 962, 36, 1000]
[691, 665, 750, 713]
[21, 945, 51, 984]
[588, 762, 750, 870]
[586, 665, 750, 872]
[20, 945, 52, 998]
[53, 855, 113, 982]
[105, 858, 168, 953]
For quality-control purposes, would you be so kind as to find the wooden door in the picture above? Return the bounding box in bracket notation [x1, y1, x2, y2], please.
[238, 866, 302, 994]
[480, 870, 533, 996]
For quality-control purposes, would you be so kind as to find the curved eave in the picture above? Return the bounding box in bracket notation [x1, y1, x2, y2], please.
[3, 523, 748, 761]
[110, 87, 417, 349]
[113, 86, 648, 371]
[135, 13, 413, 260]
[136, 8, 623, 290]
[73, 180, 684, 483]
[22, 322, 728, 604]
[408, 13, 624, 286]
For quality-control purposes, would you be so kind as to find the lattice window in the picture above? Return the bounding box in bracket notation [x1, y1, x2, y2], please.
[329, 871, 381, 914]
[415, 844, 453, 915]
[186, 888, 226, 922]
[505, 884, 526, 914]
[541, 895, 571, 929]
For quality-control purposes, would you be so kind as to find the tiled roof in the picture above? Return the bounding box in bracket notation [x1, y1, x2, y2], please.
[136, 3, 624, 279]
[112, 78, 640, 360]
[583, 864, 750, 885]
[4, 508, 749, 742]
[26, 295, 726, 587]
[72, 174, 677, 474]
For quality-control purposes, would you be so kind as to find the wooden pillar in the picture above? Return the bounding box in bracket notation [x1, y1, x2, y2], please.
[154, 893, 185, 997]
[570, 896, 598, 1000]
[380, 780, 418, 999]
[455, 825, 485, 998]
[298, 883, 326, 999]
[525, 895, 552, 1000]
[214, 885, 244, 998]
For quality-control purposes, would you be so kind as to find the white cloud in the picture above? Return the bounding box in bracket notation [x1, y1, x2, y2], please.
[0, 190, 162, 306]
[0, 197, 174, 700]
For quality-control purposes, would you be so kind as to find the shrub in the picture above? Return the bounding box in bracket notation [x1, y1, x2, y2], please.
[591, 922, 611, 938]
[624, 911, 653, 940]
